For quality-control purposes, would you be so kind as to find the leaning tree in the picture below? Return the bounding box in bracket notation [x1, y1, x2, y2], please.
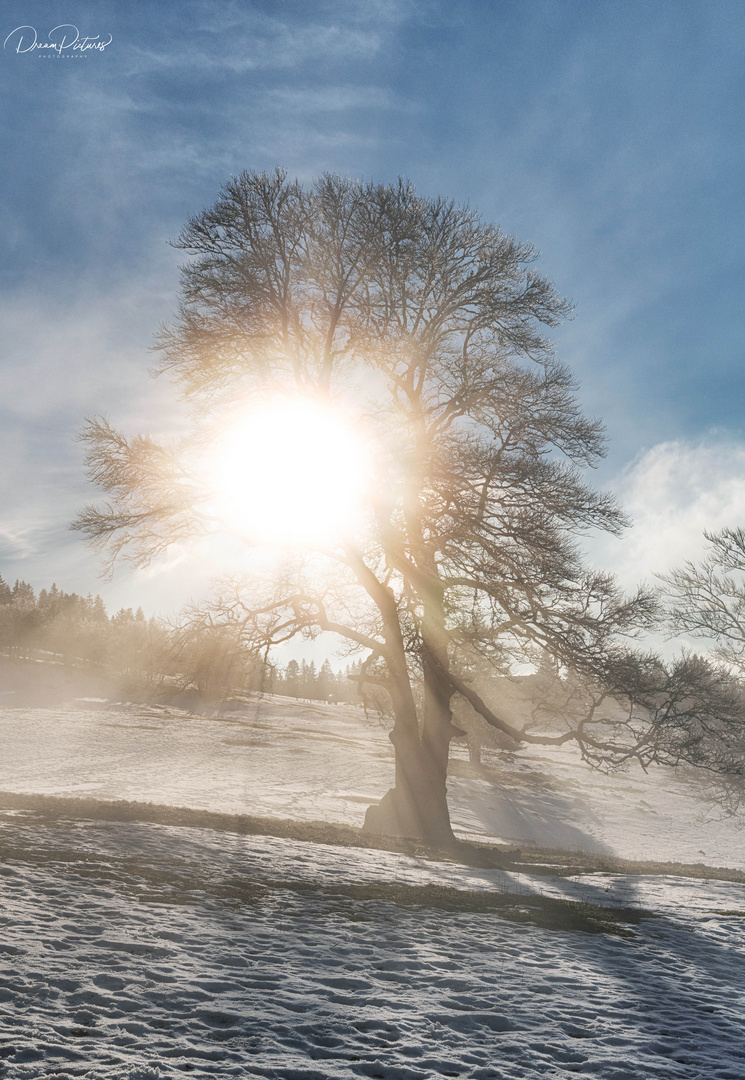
[74, 170, 745, 845]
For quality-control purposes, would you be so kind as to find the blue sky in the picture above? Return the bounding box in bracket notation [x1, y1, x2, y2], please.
[2, 0, 745, 617]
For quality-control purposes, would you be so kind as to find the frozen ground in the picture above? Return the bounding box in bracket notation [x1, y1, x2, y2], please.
[1, 814, 744, 1080]
[1, 688, 744, 1078]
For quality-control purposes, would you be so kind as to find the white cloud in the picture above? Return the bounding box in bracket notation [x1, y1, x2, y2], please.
[0, 249, 192, 602]
[0, 247, 182, 427]
[265, 85, 397, 114]
[590, 436, 745, 590]
[122, 1, 406, 77]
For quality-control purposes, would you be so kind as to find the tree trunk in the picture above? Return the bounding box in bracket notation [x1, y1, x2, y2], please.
[468, 739, 482, 766]
[363, 651, 457, 848]
[359, 523, 459, 846]
[362, 732, 455, 846]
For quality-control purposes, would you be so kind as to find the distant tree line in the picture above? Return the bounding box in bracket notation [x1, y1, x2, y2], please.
[270, 657, 364, 704]
[0, 575, 358, 705]
[0, 575, 171, 692]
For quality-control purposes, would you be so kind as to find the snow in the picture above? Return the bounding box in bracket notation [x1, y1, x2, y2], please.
[1, 693, 744, 1078]
[0, 695, 742, 868]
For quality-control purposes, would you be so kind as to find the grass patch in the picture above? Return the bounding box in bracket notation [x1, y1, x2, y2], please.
[0, 790, 519, 867]
[1, 789, 742, 886]
[0, 815, 647, 936]
[511, 848, 745, 884]
[287, 881, 649, 935]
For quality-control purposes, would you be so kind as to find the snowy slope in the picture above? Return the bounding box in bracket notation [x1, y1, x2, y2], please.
[0, 695, 742, 869]
[1, 693, 745, 1079]
[1, 813, 744, 1080]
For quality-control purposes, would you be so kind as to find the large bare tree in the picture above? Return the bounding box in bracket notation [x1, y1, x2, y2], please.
[74, 170, 745, 845]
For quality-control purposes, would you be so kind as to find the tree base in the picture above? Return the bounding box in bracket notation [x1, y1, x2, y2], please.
[363, 786, 455, 847]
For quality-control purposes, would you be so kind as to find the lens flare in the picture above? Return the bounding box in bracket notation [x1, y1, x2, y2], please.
[207, 398, 372, 544]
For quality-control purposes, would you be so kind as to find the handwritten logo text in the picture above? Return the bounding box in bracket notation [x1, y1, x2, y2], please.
[4, 25, 112, 55]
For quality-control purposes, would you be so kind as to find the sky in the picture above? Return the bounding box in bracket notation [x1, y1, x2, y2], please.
[1, 0, 745, 630]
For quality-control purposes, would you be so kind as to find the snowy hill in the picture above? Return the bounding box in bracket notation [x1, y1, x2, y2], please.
[0, 690, 742, 869]
[0, 687, 744, 1078]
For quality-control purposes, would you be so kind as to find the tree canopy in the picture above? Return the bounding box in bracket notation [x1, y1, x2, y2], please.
[74, 170, 745, 844]
[662, 528, 745, 670]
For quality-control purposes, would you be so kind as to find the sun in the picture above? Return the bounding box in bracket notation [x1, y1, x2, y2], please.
[207, 397, 373, 545]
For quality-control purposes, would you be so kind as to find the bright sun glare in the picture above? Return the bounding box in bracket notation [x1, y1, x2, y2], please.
[208, 398, 373, 545]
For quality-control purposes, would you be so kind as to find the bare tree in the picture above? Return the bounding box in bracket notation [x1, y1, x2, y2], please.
[659, 529, 745, 811]
[73, 170, 745, 844]
[661, 528, 745, 667]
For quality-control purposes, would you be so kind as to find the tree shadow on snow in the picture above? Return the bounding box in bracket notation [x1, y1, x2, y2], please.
[448, 764, 613, 856]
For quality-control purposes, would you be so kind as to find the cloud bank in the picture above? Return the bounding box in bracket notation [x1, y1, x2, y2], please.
[593, 436, 745, 591]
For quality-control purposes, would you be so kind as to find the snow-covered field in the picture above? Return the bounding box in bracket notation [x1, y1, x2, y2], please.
[0, 694, 743, 868]
[1, 689, 744, 1078]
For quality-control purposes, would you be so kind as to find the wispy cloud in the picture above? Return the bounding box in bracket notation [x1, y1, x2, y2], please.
[0, 265, 179, 424]
[121, 0, 406, 76]
[264, 85, 398, 114]
[2, 0, 744, 623]
[591, 436, 745, 590]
